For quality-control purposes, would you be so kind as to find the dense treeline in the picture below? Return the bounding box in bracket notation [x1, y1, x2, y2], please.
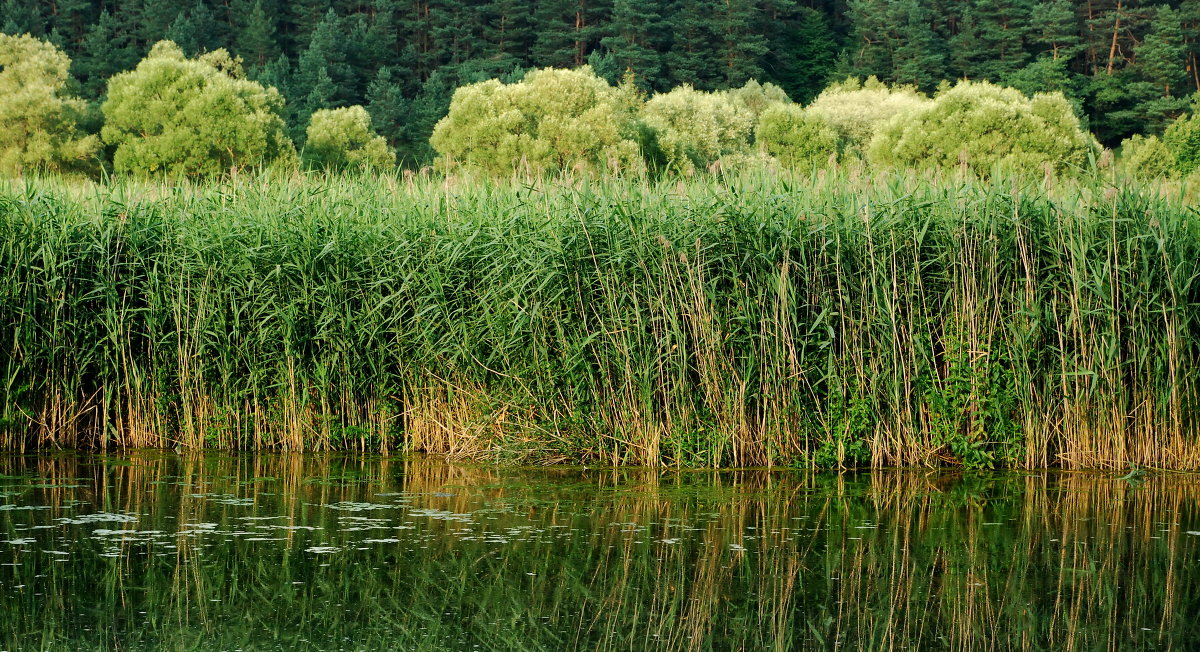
[2, 0, 1200, 165]
[3, 174, 1198, 468]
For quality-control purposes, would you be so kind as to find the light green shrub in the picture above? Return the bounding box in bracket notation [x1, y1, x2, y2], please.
[0, 33, 100, 175]
[640, 85, 755, 172]
[755, 103, 839, 169]
[429, 66, 642, 176]
[1119, 134, 1176, 179]
[724, 79, 791, 119]
[101, 41, 295, 177]
[803, 77, 930, 154]
[868, 81, 1099, 175]
[305, 106, 395, 170]
[1163, 101, 1200, 175]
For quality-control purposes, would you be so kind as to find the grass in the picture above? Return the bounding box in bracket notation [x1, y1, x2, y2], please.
[1, 170, 1199, 468]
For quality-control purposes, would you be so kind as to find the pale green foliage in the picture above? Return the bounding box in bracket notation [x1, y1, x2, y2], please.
[803, 77, 931, 154]
[724, 79, 791, 119]
[1119, 134, 1176, 179]
[1163, 100, 1200, 175]
[641, 85, 755, 172]
[868, 81, 1099, 175]
[101, 41, 295, 177]
[430, 66, 642, 176]
[0, 33, 100, 175]
[756, 103, 839, 169]
[305, 106, 395, 170]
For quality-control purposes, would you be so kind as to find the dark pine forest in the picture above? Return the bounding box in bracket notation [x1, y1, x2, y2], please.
[4, 0, 1198, 164]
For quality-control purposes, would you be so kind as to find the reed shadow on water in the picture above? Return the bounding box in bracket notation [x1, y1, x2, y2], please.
[0, 452, 1197, 650]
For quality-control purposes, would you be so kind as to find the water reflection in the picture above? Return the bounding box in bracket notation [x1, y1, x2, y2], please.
[0, 453, 1198, 650]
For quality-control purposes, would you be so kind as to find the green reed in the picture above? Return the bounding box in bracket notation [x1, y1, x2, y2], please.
[1, 171, 1198, 468]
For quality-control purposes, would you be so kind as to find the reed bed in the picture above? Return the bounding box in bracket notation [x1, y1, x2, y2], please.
[1, 171, 1198, 468]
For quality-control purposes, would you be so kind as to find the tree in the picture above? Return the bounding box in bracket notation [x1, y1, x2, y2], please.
[1029, 0, 1082, 62]
[665, 0, 721, 89]
[763, 7, 838, 103]
[712, 0, 768, 86]
[0, 33, 100, 175]
[639, 84, 755, 171]
[101, 41, 295, 176]
[600, 0, 664, 89]
[1163, 101, 1200, 174]
[1138, 6, 1186, 97]
[366, 66, 409, 150]
[755, 103, 838, 168]
[430, 66, 642, 175]
[304, 105, 395, 169]
[74, 10, 140, 99]
[803, 77, 930, 155]
[166, 1, 223, 56]
[869, 80, 1099, 175]
[1118, 134, 1175, 178]
[893, 0, 947, 91]
[234, 0, 279, 67]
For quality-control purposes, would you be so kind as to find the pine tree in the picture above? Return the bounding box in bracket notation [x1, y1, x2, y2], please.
[286, 0, 332, 52]
[893, 0, 946, 90]
[166, 2, 222, 56]
[841, 0, 894, 80]
[294, 9, 350, 105]
[1029, 0, 1082, 62]
[0, 0, 47, 37]
[138, 0, 183, 47]
[762, 4, 838, 103]
[1138, 5, 1186, 97]
[600, 0, 663, 89]
[485, 0, 535, 63]
[665, 0, 721, 88]
[234, 0, 279, 67]
[365, 66, 408, 149]
[713, 0, 768, 86]
[74, 10, 139, 98]
[970, 0, 1034, 80]
[532, 0, 581, 68]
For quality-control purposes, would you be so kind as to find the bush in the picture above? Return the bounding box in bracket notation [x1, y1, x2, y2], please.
[101, 41, 295, 176]
[0, 33, 100, 175]
[640, 85, 755, 172]
[868, 81, 1099, 175]
[724, 79, 791, 119]
[1119, 134, 1176, 179]
[1163, 100, 1200, 175]
[429, 66, 642, 176]
[305, 106, 396, 170]
[803, 77, 930, 154]
[755, 103, 839, 169]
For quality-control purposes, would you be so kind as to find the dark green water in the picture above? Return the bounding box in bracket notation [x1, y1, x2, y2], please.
[0, 454, 1198, 651]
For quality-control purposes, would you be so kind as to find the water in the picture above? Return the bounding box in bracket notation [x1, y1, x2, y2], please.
[0, 453, 1197, 650]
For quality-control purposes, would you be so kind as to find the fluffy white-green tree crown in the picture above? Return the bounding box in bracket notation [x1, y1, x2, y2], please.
[803, 77, 931, 154]
[0, 33, 100, 175]
[640, 85, 756, 172]
[430, 66, 642, 176]
[101, 41, 295, 177]
[868, 80, 1099, 175]
[305, 106, 395, 170]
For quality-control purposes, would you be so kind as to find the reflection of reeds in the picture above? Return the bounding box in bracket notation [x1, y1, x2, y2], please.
[3, 456, 1198, 649]
[4, 173, 1200, 469]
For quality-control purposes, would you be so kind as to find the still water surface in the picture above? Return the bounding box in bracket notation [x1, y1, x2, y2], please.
[1, 453, 1198, 650]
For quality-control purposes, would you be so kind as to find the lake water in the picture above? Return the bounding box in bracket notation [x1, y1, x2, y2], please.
[0, 453, 1197, 650]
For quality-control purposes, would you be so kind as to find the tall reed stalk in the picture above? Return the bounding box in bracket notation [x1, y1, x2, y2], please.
[1, 171, 1198, 468]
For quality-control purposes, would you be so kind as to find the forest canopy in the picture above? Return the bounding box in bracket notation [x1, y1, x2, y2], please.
[2, 1, 1200, 178]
